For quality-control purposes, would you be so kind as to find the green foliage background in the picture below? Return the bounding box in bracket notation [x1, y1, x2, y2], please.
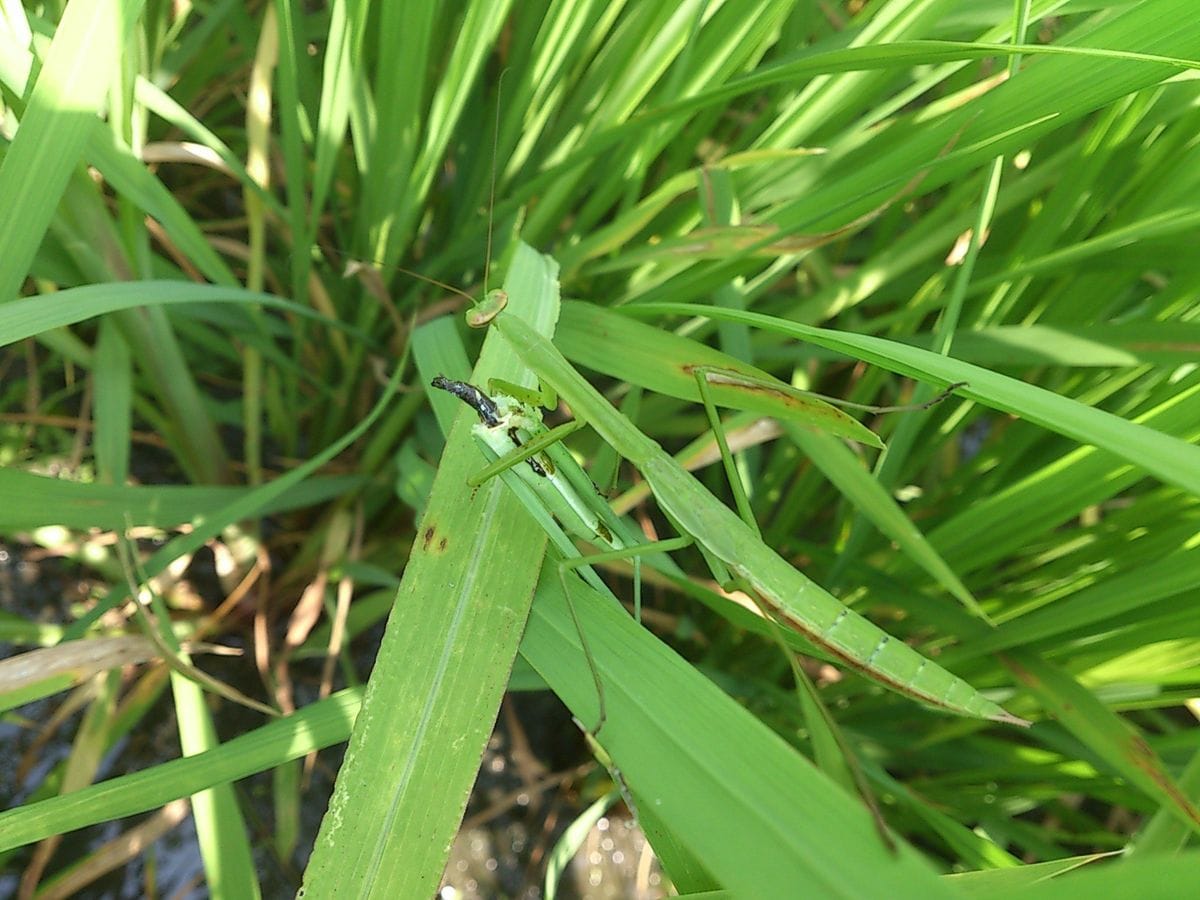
[1, 0, 1199, 896]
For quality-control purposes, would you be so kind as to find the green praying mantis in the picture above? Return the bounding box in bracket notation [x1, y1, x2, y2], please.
[431, 251, 1029, 732]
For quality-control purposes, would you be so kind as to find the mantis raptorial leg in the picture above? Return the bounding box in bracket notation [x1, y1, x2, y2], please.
[555, 536, 695, 732]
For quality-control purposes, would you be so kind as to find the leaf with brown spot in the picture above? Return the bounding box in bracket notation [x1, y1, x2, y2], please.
[557, 301, 883, 447]
[1002, 652, 1200, 836]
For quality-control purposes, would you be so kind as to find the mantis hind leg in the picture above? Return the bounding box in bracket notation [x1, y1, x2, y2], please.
[556, 535, 694, 735]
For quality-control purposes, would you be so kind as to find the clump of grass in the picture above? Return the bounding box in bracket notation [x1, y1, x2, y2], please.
[2, 2, 1199, 897]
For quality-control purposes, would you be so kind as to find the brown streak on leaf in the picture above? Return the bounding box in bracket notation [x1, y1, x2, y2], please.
[1125, 733, 1200, 828]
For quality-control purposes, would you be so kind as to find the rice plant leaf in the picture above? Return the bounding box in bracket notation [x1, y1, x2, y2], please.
[522, 569, 956, 898]
[301, 244, 559, 896]
[0, 468, 360, 530]
[0, 690, 364, 851]
[1004, 652, 1200, 837]
[0, 0, 129, 304]
[557, 300, 881, 446]
[627, 304, 1200, 498]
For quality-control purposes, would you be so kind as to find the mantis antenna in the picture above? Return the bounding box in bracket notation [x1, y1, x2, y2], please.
[334, 72, 510, 323]
[467, 68, 510, 328]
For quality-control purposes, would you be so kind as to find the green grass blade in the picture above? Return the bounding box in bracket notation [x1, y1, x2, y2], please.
[630, 304, 1200, 499]
[0, 468, 359, 530]
[1004, 653, 1200, 839]
[521, 569, 956, 898]
[1011, 853, 1200, 900]
[1129, 749, 1200, 856]
[0, 0, 128, 304]
[557, 300, 881, 446]
[300, 244, 560, 895]
[170, 671, 260, 898]
[0, 281, 350, 346]
[0, 690, 363, 851]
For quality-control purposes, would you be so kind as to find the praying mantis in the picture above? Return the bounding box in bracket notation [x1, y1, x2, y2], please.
[432, 246, 1029, 731]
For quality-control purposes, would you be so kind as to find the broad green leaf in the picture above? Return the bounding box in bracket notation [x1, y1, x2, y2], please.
[628, 304, 1200, 499]
[301, 244, 560, 896]
[521, 570, 955, 899]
